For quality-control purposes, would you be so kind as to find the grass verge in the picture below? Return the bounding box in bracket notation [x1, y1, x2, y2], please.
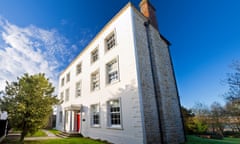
[185, 135, 240, 144]
[47, 129, 60, 135]
[26, 129, 47, 137]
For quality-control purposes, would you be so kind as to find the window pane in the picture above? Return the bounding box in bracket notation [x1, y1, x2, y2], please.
[106, 33, 115, 51]
[65, 89, 69, 101]
[91, 104, 100, 126]
[76, 82, 81, 97]
[76, 63, 82, 74]
[91, 49, 98, 63]
[107, 59, 119, 84]
[60, 92, 64, 100]
[109, 100, 121, 126]
[91, 71, 99, 91]
[66, 73, 70, 82]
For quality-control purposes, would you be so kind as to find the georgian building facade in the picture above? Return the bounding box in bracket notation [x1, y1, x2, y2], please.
[56, 1, 185, 144]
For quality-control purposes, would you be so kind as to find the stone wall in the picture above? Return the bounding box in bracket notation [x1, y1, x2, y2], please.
[133, 9, 162, 144]
[132, 7, 185, 144]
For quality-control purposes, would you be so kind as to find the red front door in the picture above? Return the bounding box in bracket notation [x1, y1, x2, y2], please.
[77, 114, 80, 132]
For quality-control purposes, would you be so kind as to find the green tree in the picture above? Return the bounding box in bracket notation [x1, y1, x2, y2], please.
[0, 73, 59, 142]
[181, 106, 195, 134]
[188, 117, 208, 134]
[191, 103, 209, 134]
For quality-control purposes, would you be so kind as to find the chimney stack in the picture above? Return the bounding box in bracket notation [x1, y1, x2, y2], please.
[139, 0, 159, 31]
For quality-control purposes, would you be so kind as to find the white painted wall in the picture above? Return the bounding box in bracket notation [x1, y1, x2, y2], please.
[56, 4, 144, 144]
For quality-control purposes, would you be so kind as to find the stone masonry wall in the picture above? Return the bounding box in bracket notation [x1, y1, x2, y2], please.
[149, 25, 185, 143]
[133, 10, 162, 144]
[133, 8, 185, 144]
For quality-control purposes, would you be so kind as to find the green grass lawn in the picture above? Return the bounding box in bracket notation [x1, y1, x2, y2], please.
[185, 135, 240, 144]
[47, 129, 61, 135]
[26, 130, 47, 137]
[5, 133, 239, 144]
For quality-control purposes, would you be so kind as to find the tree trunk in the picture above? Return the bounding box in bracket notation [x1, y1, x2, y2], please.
[20, 122, 27, 143]
[20, 129, 27, 143]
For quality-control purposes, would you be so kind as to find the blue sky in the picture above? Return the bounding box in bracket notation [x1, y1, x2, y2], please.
[0, 0, 239, 108]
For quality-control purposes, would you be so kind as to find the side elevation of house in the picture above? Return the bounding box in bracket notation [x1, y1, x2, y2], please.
[56, 0, 185, 143]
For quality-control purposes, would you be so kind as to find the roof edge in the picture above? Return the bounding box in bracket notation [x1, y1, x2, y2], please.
[60, 2, 135, 76]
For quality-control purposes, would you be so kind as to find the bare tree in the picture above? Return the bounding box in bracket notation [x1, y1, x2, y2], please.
[209, 102, 226, 136]
[224, 61, 240, 132]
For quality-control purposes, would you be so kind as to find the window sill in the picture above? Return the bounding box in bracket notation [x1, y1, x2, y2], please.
[106, 79, 120, 87]
[91, 125, 101, 128]
[91, 88, 100, 93]
[107, 125, 123, 130]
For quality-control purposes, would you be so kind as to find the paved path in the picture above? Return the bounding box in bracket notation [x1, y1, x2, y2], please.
[42, 129, 56, 137]
[24, 129, 61, 141]
[3, 129, 62, 142]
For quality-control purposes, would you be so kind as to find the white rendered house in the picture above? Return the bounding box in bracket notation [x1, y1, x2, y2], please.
[56, 0, 185, 144]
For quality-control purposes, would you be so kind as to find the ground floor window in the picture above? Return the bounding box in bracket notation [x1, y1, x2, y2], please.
[59, 111, 63, 123]
[108, 99, 121, 128]
[91, 104, 100, 127]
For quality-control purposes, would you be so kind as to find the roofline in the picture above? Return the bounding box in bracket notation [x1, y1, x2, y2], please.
[60, 1, 171, 76]
[60, 2, 135, 76]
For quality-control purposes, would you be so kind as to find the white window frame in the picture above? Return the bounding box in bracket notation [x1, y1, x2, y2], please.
[106, 57, 119, 84]
[107, 99, 122, 129]
[60, 92, 64, 101]
[66, 72, 70, 82]
[105, 31, 116, 52]
[59, 111, 63, 123]
[91, 70, 100, 91]
[75, 81, 81, 97]
[91, 48, 99, 64]
[90, 104, 100, 127]
[76, 62, 82, 75]
[65, 88, 69, 101]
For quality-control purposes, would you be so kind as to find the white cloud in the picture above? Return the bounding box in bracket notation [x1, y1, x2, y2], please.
[0, 17, 74, 92]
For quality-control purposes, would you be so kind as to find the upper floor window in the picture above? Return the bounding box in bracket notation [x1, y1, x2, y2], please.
[105, 32, 116, 51]
[66, 73, 70, 82]
[75, 81, 81, 97]
[91, 70, 100, 91]
[91, 104, 100, 127]
[91, 48, 99, 63]
[65, 88, 69, 101]
[106, 58, 119, 84]
[108, 99, 121, 128]
[60, 92, 64, 101]
[61, 77, 65, 86]
[76, 63, 82, 75]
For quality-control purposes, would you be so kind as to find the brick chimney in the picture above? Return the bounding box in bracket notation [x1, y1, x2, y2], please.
[139, 0, 159, 31]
